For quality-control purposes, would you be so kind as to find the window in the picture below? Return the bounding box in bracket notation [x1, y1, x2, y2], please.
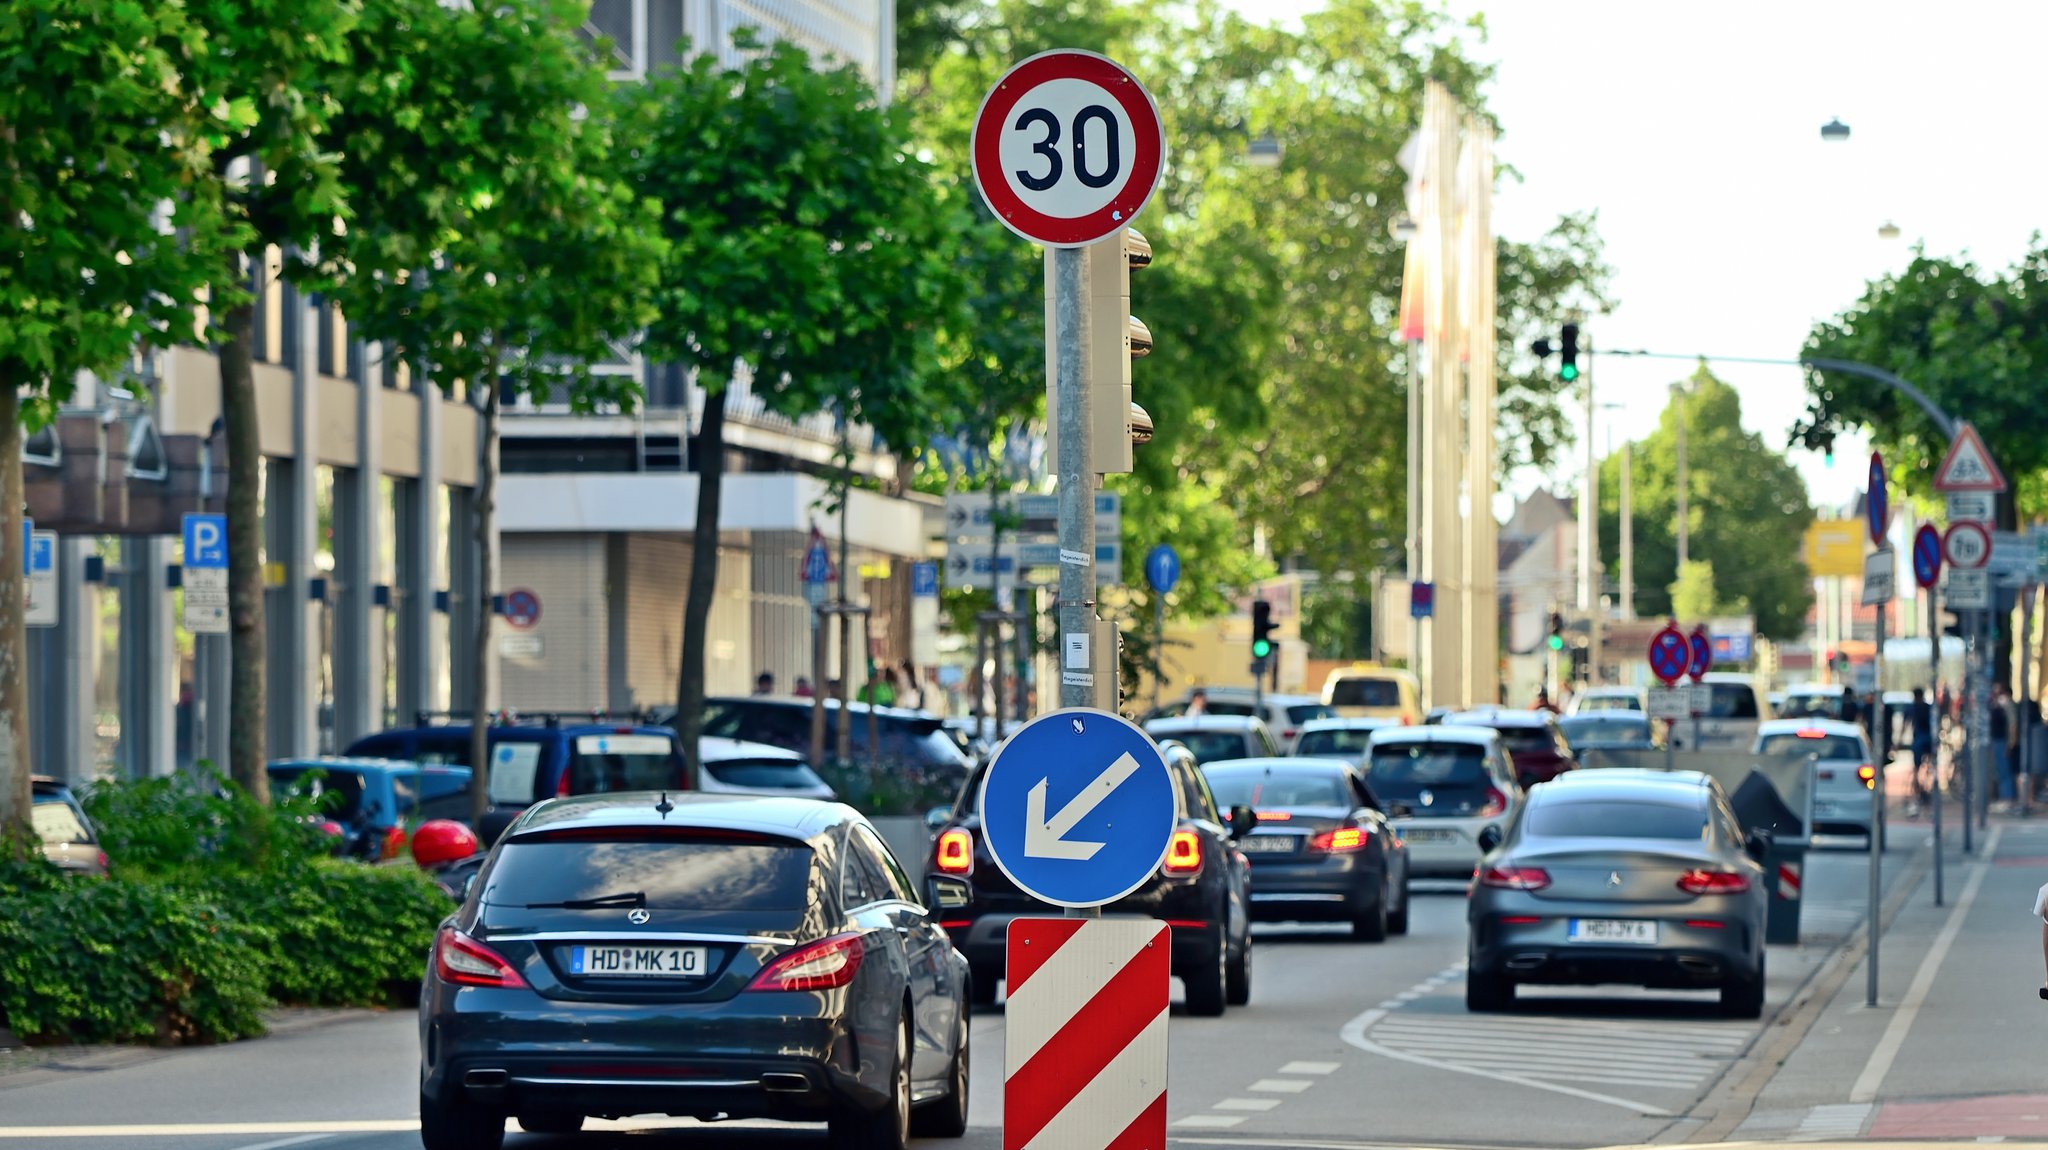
[1328, 678, 1401, 708]
[1524, 800, 1710, 840]
[1702, 684, 1760, 719]
[1255, 726, 1280, 757]
[1158, 731, 1257, 765]
[702, 758, 830, 791]
[487, 743, 543, 805]
[31, 795, 92, 845]
[1181, 763, 1221, 822]
[1368, 745, 1489, 788]
[1204, 766, 1350, 810]
[1758, 733, 1866, 760]
[483, 835, 813, 916]
[852, 825, 918, 904]
[1294, 728, 1376, 758]
[839, 832, 882, 908]
[568, 734, 680, 794]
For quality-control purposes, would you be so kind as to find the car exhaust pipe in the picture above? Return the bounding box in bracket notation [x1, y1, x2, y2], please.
[464, 1069, 509, 1090]
[760, 1073, 811, 1093]
[1677, 956, 1719, 977]
[1504, 955, 1547, 972]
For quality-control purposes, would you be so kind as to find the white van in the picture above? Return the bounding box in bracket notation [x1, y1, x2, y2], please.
[1671, 673, 1773, 751]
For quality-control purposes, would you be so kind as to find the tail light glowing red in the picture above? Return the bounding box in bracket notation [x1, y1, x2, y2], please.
[1677, 869, 1750, 895]
[1309, 826, 1369, 853]
[1479, 787, 1508, 818]
[747, 932, 864, 992]
[1164, 830, 1203, 874]
[934, 828, 974, 875]
[1255, 810, 1293, 822]
[1857, 764, 1876, 789]
[556, 768, 573, 797]
[1477, 865, 1551, 891]
[435, 928, 528, 989]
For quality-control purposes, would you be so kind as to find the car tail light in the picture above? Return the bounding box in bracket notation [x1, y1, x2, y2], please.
[1685, 919, 1726, 929]
[1479, 787, 1508, 818]
[1500, 915, 1541, 925]
[1309, 826, 1369, 853]
[1164, 830, 1203, 874]
[1255, 810, 1292, 822]
[380, 824, 406, 861]
[434, 928, 528, 989]
[1677, 869, 1751, 895]
[1477, 865, 1551, 891]
[747, 932, 864, 992]
[1858, 764, 1877, 789]
[556, 768, 573, 797]
[934, 828, 974, 875]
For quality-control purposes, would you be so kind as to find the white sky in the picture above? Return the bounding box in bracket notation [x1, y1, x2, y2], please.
[1220, 0, 2048, 517]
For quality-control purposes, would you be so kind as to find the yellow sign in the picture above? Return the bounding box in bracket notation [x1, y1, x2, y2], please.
[1804, 520, 1864, 578]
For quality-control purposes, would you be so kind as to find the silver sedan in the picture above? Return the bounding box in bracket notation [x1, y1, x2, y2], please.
[1465, 769, 1770, 1018]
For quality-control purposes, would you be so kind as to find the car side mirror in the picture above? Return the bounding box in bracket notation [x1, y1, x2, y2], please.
[1228, 805, 1257, 840]
[1744, 827, 1774, 861]
[1477, 825, 1504, 853]
[925, 805, 954, 832]
[462, 872, 479, 898]
[925, 874, 972, 912]
[1387, 803, 1413, 820]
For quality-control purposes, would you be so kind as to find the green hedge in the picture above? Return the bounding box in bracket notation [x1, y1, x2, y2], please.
[0, 770, 450, 1047]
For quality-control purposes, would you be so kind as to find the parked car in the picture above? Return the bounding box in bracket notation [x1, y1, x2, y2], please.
[1201, 757, 1411, 940]
[1558, 713, 1657, 755]
[1776, 684, 1850, 721]
[1751, 719, 1878, 845]
[1321, 666, 1423, 725]
[695, 737, 836, 800]
[1465, 769, 1771, 1018]
[1289, 716, 1397, 760]
[1443, 709, 1578, 788]
[1142, 715, 1281, 764]
[927, 742, 1254, 1016]
[1362, 727, 1520, 878]
[417, 793, 972, 1149]
[940, 717, 1023, 764]
[30, 776, 106, 877]
[689, 697, 971, 783]
[267, 757, 475, 861]
[343, 713, 685, 845]
[1672, 674, 1773, 751]
[1143, 688, 1335, 747]
[1565, 687, 1644, 715]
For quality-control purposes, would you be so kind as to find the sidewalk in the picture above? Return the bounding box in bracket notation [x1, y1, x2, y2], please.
[1731, 810, 2048, 1141]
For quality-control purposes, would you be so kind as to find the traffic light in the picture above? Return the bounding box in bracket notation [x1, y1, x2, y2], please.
[1051, 228, 1153, 475]
[1251, 598, 1275, 661]
[1547, 611, 1565, 651]
[1558, 323, 1580, 382]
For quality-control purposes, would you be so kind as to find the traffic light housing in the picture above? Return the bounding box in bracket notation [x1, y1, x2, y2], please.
[1547, 611, 1565, 651]
[1049, 228, 1152, 475]
[1558, 323, 1580, 382]
[1251, 598, 1275, 661]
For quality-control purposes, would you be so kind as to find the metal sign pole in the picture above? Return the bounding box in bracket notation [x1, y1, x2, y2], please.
[1962, 614, 1976, 855]
[1931, 583, 1944, 906]
[1053, 243, 1095, 715]
[1867, 598, 1885, 1007]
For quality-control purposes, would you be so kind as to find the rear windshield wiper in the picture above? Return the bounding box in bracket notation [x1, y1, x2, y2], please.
[524, 890, 646, 910]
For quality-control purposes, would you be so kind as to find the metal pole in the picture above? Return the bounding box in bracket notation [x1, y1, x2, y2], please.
[2022, 584, 2037, 818]
[1931, 584, 1944, 905]
[1867, 597, 1885, 1007]
[1053, 243, 1095, 714]
[1620, 441, 1634, 618]
[810, 606, 828, 767]
[974, 620, 988, 746]
[1962, 615, 1976, 855]
[1979, 609, 1994, 833]
[1153, 592, 1165, 713]
[1406, 340, 1423, 673]
[1578, 342, 1596, 613]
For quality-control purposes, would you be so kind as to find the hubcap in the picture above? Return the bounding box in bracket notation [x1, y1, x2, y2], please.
[894, 1024, 910, 1141]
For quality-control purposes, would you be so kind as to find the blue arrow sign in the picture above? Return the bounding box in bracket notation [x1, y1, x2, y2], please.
[978, 709, 1178, 908]
[1867, 452, 1888, 548]
[1144, 544, 1180, 595]
[911, 561, 939, 598]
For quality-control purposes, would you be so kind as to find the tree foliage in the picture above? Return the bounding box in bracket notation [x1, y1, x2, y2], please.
[1597, 367, 1813, 639]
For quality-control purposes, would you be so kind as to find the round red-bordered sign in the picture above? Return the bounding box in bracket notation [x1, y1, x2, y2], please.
[971, 50, 1166, 248]
[1943, 520, 1990, 570]
[1648, 625, 1689, 686]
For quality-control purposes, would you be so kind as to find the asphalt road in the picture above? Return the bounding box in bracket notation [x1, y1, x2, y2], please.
[0, 837, 1913, 1150]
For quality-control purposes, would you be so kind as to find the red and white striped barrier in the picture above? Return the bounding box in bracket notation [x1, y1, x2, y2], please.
[1777, 860, 1802, 901]
[1005, 917, 1170, 1150]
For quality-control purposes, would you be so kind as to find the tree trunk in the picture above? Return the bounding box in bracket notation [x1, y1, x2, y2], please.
[0, 379, 31, 855]
[469, 378, 499, 826]
[221, 288, 268, 803]
[674, 386, 728, 790]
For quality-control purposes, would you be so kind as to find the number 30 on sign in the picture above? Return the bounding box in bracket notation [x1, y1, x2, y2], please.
[971, 50, 1167, 248]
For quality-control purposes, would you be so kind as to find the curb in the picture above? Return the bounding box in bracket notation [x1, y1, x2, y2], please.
[0, 1007, 391, 1087]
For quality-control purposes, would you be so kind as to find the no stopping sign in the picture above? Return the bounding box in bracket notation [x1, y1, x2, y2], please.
[971, 50, 1166, 248]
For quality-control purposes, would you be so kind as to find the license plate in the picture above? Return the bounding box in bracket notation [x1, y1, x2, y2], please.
[1814, 800, 1837, 816]
[1240, 836, 1297, 854]
[1568, 919, 1658, 945]
[570, 945, 709, 977]
[1400, 828, 1458, 844]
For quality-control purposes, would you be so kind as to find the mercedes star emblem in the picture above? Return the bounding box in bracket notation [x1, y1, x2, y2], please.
[627, 908, 651, 925]
[1419, 790, 1434, 808]
[1607, 871, 1623, 887]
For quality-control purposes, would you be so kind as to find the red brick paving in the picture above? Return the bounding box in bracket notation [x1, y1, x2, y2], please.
[1868, 1094, 2048, 1139]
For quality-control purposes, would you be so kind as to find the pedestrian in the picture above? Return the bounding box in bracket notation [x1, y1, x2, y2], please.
[1909, 687, 1936, 814]
[793, 676, 814, 699]
[1186, 688, 1209, 717]
[1993, 682, 2018, 807]
[1840, 688, 1862, 726]
[754, 671, 775, 696]
[898, 660, 924, 711]
[1534, 687, 1558, 714]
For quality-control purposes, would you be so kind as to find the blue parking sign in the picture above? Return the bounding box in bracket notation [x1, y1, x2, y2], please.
[183, 514, 228, 569]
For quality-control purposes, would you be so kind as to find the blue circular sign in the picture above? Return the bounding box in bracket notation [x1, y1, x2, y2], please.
[1868, 452, 1888, 547]
[1145, 544, 1181, 595]
[1687, 628, 1713, 681]
[978, 709, 1178, 908]
[1648, 626, 1689, 685]
[504, 588, 542, 630]
[1913, 524, 1943, 589]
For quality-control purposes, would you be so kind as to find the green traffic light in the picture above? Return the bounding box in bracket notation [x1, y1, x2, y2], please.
[1252, 639, 1273, 659]
[1547, 635, 1565, 651]
[1560, 363, 1579, 382]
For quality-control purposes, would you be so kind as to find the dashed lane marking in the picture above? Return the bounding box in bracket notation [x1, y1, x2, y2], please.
[1173, 1114, 1249, 1129]
[1246, 1078, 1315, 1094]
[0, 1123, 416, 1139]
[1213, 1099, 1281, 1111]
[1278, 1061, 1339, 1075]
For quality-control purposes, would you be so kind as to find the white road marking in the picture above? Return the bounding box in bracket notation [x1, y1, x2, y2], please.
[1246, 1078, 1314, 1094]
[1850, 826, 2001, 1103]
[1213, 1098, 1282, 1111]
[229, 1138, 331, 1150]
[0, 1122, 417, 1139]
[1793, 1102, 1873, 1141]
[1172, 1115, 1249, 1129]
[1342, 1004, 1671, 1116]
[1279, 1061, 1340, 1075]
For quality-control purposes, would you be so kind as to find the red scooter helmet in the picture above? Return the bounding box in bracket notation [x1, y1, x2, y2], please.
[411, 819, 480, 869]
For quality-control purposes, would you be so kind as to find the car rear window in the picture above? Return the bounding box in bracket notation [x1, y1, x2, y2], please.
[1525, 799, 1709, 840]
[1577, 695, 1640, 712]
[1561, 717, 1650, 745]
[567, 734, 680, 794]
[1757, 733, 1865, 760]
[1295, 728, 1375, 757]
[268, 767, 373, 820]
[1156, 731, 1251, 764]
[1776, 695, 1840, 719]
[1701, 684, 1761, 719]
[1204, 766, 1350, 809]
[1328, 678, 1401, 707]
[1368, 744, 1489, 786]
[31, 794, 92, 845]
[484, 834, 812, 911]
[1285, 704, 1338, 724]
[703, 757, 831, 791]
[1471, 726, 1553, 753]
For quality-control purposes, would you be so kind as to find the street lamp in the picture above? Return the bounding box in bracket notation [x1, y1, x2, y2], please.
[1245, 133, 1283, 169]
[1820, 118, 1851, 142]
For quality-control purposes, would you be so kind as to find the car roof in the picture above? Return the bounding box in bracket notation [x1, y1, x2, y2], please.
[510, 792, 853, 840]
[1578, 687, 1642, 697]
[712, 696, 940, 722]
[1146, 715, 1267, 732]
[1201, 756, 1355, 774]
[268, 756, 452, 773]
[1756, 718, 1865, 738]
[1298, 716, 1396, 732]
[1784, 683, 1847, 695]
[1540, 769, 1714, 802]
[1183, 687, 1319, 704]
[699, 736, 805, 763]
[1369, 725, 1500, 748]
[1446, 709, 1552, 729]
[1559, 712, 1648, 724]
[1700, 672, 1757, 686]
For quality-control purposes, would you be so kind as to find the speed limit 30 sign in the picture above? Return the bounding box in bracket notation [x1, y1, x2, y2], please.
[971, 50, 1166, 248]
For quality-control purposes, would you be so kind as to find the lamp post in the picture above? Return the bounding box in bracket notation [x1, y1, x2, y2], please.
[1600, 402, 1633, 619]
[1820, 117, 1851, 142]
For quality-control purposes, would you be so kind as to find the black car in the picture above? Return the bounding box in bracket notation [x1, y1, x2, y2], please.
[1201, 757, 1412, 941]
[928, 743, 1255, 1017]
[417, 793, 972, 1150]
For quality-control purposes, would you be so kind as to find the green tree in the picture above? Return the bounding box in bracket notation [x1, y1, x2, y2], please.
[621, 41, 973, 776]
[1598, 366, 1813, 639]
[0, 0, 231, 847]
[313, 0, 665, 822]
[1666, 560, 1747, 623]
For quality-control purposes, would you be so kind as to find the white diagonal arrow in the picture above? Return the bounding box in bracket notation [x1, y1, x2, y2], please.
[1023, 752, 1142, 861]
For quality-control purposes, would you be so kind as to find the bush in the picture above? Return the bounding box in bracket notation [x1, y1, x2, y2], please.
[813, 757, 959, 817]
[209, 862, 448, 1006]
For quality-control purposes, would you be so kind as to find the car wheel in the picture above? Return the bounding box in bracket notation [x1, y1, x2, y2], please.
[1351, 883, 1389, 942]
[515, 1111, 583, 1135]
[969, 965, 999, 1008]
[831, 1012, 912, 1150]
[1184, 928, 1229, 1017]
[912, 1008, 970, 1138]
[1721, 953, 1766, 1019]
[419, 1088, 504, 1150]
[1465, 968, 1513, 1013]
[1225, 931, 1252, 1007]
[1387, 879, 1411, 936]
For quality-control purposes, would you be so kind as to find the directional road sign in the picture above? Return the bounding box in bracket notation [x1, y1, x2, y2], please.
[945, 491, 1120, 539]
[979, 708, 1178, 908]
[1946, 491, 1994, 524]
[1144, 544, 1180, 595]
[1933, 422, 2006, 493]
[1861, 548, 1894, 607]
[1866, 452, 1887, 547]
[1990, 530, 2033, 578]
[1687, 626, 1713, 681]
[1913, 524, 1943, 589]
[1648, 625, 1689, 686]
[1005, 917, 1168, 1150]
[1944, 521, 1990, 570]
[911, 561, 939, 598]
[972, 51, 1167, 248]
